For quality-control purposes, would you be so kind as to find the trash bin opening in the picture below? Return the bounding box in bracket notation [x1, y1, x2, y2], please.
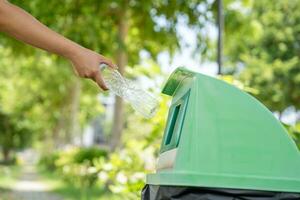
[161, 91, 190, 153]
[165, 104, 181, 145]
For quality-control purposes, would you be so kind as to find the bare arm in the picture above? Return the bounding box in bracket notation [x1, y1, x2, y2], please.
[0, 0, 114, 90]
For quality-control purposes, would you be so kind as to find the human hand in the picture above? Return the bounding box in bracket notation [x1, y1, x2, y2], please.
[69, 47, 116, 90]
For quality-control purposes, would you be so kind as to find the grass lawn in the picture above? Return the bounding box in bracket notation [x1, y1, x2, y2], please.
[38, 169, 122, 200]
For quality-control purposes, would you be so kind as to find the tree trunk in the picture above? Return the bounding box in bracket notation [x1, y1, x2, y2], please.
[2, 148, 10, 163]
[52, 115, 66, 148]
[110, 8, 128, 151]
[66, 78, 82, 145]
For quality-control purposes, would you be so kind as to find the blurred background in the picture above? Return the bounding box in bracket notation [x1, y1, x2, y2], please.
[0, 0, 299, 199]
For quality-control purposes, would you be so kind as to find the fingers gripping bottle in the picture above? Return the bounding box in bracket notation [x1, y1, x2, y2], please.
[100, 64, 159, 119]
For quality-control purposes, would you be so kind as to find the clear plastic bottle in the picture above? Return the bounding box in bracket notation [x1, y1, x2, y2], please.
[100, 64, 159, 118]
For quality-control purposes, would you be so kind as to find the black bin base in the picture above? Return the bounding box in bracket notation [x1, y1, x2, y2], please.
[141, 184, 300, 200]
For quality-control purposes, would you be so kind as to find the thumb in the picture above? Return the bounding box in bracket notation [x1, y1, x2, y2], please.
[94, 72, 108, 91]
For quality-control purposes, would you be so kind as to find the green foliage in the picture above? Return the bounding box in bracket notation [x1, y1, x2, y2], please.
[38, 92, 169, 199]
[72, 147, 107, 164]
[94, 140, 155, 199]
[284, 122, 300, 149]
[0, 110, 31, 163]
[239, 57, 300, 112]
[39, 147, 108, 188]
[222, 0, 300, 113]
[91, 95, 169, 199]
[38, 151, 60, 171]
[7, 0, 209, 63]
[0, 49, 104, 148]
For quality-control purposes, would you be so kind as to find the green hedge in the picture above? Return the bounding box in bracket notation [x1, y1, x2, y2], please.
[39, 147, 108, 187]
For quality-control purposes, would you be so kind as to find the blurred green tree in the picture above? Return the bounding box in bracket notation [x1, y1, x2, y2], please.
[0, 110, 31, 162]
[222, 0, 300, 114]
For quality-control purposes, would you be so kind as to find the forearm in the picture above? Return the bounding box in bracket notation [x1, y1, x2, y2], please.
[0, 1, 81, 59]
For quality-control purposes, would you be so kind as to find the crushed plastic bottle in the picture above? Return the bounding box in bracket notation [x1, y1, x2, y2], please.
[100, 63, 159, 119]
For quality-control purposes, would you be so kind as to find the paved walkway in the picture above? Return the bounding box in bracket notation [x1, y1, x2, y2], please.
[1, 151, 63, 200]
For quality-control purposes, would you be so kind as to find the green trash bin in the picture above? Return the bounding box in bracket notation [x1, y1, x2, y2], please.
[142, 67, 300, 200]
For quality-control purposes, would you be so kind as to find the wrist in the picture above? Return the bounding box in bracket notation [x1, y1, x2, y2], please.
[62, 42, 85, 61]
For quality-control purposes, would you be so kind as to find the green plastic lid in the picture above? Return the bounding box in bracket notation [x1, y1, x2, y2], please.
[147, 67, 300, 192]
